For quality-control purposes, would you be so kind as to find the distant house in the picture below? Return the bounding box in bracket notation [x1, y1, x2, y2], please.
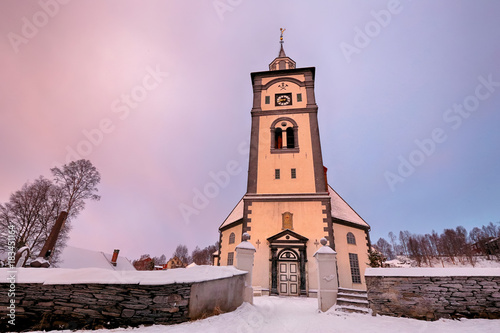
[472, 236, 500, 257]
[133, 256, 154, 271]
[58, 246, 135, 271]
[166, 256, 186, 269]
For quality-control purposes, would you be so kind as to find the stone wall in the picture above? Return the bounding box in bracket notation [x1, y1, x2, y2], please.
[366, 268, 500, 320]
[0, 267, 246, 331]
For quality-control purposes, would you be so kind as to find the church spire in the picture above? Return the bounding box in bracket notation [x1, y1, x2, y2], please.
[269, 28, 296, 71]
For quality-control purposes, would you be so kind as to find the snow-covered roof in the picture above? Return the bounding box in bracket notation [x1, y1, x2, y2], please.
[328, 185, 370, 228]
[57, 246, 135, 271]
[219, 197, 244, 229]
[219, 187, 369, 230]
[366, 267, 500, 277]
[313, 245, 337, 256]
[236, 241, 256, 251]
[0, 265, 247, 285]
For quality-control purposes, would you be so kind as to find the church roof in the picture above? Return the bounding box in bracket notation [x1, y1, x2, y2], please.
[219, 187, 369, 231]
[219, 197, 244, 230]
[328, 185, 370, 229]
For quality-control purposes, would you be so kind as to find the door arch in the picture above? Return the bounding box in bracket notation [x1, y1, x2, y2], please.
[277, 249, 300, 296]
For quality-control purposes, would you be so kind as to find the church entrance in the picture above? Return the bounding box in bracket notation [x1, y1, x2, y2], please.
[278, 253, 299, 295]
[267, 230, 308, 296]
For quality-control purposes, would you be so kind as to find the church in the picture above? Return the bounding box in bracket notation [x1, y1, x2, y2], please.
[216, 33, 371, 296]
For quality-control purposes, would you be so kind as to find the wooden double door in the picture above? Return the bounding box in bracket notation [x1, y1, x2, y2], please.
[278, 259, 299, 296]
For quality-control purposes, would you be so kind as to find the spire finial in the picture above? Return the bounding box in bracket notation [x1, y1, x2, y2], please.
[280, 28, 286, 44]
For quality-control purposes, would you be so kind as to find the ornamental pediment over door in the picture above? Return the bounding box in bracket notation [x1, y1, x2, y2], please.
[267, 229, 309, 244]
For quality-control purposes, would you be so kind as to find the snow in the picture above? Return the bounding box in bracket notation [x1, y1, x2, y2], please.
[235, 241, 256, 251]
[219, 197, 244, 229]
[328, 185, 369, 228]
[0, 266, 247, 285]
[313, 245, 337, 255]
[57, 246, 135, 271]
[24, 296, 500, 333]
[385, 256, 500, 269]
[366, 267, 500, 277]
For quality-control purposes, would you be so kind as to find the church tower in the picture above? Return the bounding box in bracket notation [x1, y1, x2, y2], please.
[218, 31, 371, 296]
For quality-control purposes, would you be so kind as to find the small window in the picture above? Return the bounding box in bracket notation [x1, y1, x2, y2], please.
[286, 127, 295, 148]
[347, 232, 356, 245]
[291, 168, 296, 179]
[275, 169, 280, 179]
[297, 93, 302, 102]
[227, 252, 234, 266]
[229, 232, 235, 244]
[349, 253, 361, 284]
[274, 128, 283, 149]
[265, 96, 270, 104]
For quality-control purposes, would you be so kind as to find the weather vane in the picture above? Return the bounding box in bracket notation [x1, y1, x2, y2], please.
[280, 28, 286, 44]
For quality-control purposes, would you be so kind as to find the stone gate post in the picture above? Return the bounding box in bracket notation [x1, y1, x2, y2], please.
[235, 232, 256, 304]
[313, 238, 338, 312]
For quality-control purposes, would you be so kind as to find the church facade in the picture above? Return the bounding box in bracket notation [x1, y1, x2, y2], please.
[217, 42, 371, 296]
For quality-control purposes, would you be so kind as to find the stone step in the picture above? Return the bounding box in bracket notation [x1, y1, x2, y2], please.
[338, 287, 368, 296]
[336, 305, 372, 315]
[337, 297, 370, 309]
[337, 292, 367, 301]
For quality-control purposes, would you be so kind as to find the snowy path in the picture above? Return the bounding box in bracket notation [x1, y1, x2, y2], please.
[27, 296, 499, 333]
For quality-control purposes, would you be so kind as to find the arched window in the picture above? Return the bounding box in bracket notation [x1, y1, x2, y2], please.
[347, 232, 356, 245]
[275, 128, 283, 149]
[229, 232, 235, 244]
[286, 127, 295, 148]
[270, 117, 299, 153]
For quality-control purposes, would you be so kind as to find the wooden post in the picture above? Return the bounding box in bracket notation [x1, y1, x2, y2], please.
[30, 211, 68, 268]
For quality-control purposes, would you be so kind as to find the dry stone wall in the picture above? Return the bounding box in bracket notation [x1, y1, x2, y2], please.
[0, 282, 191, 331]
[0, 270, 246, 332]
[366, 274, 500, 320]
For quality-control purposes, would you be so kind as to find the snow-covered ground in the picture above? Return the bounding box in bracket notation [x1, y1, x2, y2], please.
[385, 256, 500, 269]
[26, 296, 499, 333]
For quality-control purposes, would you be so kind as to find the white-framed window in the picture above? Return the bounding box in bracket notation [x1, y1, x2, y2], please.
[227, 252, 234, 266]
[347, 232, 356, 245]
[229, 232, 235, 244]
[349, 253, 361, 284]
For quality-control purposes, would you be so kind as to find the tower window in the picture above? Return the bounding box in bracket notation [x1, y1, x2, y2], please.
[227, 252, 234, 266]
[349, 253, 361, 283]
[291, 168, 296, 179]
[265, 96, 270, 104]
[229, 232, 235, 244]
[275, 169, 280, 179]
[274, 128, 283, 149]
[347, 232, 356, 245]
[297, 93, 302, 102]
[270, 117, 299, 154]
[286, 127, 295, 148]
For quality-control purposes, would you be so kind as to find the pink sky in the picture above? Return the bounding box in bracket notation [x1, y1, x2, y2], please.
[1, 1, 500, 261]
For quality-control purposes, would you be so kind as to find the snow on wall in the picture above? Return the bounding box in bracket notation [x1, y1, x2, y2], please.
[0, 266, 247, 331]
[366, 272, 500, 320]
[0, 265, 246, 285]
[366, 267, 500, 277]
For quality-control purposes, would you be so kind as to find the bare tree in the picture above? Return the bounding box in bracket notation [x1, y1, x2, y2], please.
[0, 160, 101, 265]
[191, 243, 218, 265]
[172, 244, 191, 265]
[51, 159, 101, 220]
[399, 230, 411, 256]
[373, 238, 394, 260]
[388, 231, 400, 255]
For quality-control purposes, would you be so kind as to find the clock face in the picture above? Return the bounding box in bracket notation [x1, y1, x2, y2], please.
[275, 93, 292, 106]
